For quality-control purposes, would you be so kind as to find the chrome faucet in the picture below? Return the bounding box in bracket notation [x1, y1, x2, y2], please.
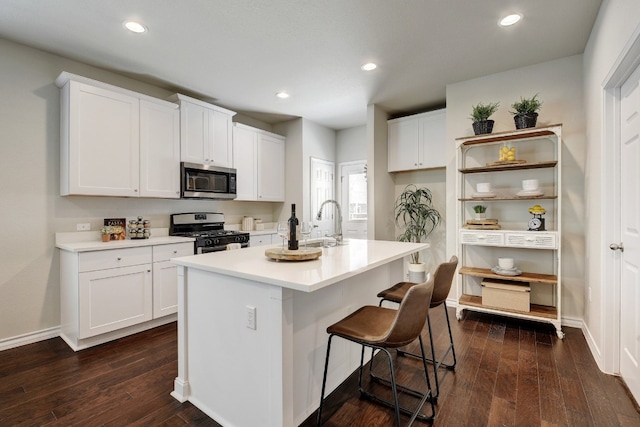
[316, 199, 343, 243]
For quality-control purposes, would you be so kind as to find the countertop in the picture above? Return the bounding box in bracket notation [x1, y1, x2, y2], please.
[170, 239, 428, 292]
[55, 228, 194, 252]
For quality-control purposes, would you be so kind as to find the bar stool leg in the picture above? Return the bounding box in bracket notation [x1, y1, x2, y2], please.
[317, 335, 334, 427]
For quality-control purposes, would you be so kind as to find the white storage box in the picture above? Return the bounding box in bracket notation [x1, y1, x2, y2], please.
[482, 279, 530, 312]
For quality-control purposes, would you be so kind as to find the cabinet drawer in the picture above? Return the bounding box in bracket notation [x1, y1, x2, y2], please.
[79, 247, 152, 272]
[460, 230, 504, 246]
[505, 232, 557, 249]
[250, 234, 274, 247]
[153, 242, 194, 262]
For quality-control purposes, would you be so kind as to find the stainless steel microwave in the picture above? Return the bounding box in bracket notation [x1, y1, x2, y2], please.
[181, 162, 237, 200]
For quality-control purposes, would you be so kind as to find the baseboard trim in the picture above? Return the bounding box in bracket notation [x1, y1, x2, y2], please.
[0, 326, 61, 352]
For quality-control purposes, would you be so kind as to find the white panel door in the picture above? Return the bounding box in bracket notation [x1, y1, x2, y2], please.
[153, 260, 179, 318]
[310, 158, 335, 236]
[339, 161, 367, 239]
[139, 99, 180, 198]
[233, 124, 258, 200]
[78, 264, 152, 338]
[69, 82, 139, 196]
[180, 100, 208, 164]
[620, 61, 640, 402]
[210, 109, 233, 167]
[257, 133, 285, 201]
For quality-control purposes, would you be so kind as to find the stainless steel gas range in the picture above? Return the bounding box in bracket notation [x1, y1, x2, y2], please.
[169, 212, 250, 254]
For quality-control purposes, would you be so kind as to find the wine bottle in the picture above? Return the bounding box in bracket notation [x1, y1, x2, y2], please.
[288, 204, 299, 250]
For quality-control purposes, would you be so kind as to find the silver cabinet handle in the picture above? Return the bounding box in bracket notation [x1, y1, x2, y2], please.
[117, 257, 122, 260]
[173, 250, 178, 254]
[609, 242, 624, 252]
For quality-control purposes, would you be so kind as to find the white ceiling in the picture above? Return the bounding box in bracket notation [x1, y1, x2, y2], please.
[0, 0, 601, 130]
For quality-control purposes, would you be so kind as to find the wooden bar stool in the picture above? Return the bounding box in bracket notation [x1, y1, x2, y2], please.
[317, 278, 436, 426]
[376, 256, 458, 401]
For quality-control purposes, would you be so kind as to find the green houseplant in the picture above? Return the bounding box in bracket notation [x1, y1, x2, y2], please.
[395, 185, 441, 281]
[510, 94, 542, 129]
[470, 102, 499, 135]
[473, 204, 487, 219]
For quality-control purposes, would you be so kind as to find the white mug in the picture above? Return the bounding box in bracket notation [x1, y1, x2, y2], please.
[498, 257, 515, 269]
[522, 179, 539, 191]
[476, 182, 491, 193]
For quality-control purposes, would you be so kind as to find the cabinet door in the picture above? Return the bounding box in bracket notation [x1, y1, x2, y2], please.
[257, 133, 285, 201]
[66, 81, 140, 196]
[419, 109, 446, 169]
[139, 99, 180, 198]
[180, 100, 208, 164]
[233, 125, 258, 200]
[209, 109, 233, 167]
[388, 117, 420, 171]
[153, 260, 179, 318]
[78, 264, 152, 338]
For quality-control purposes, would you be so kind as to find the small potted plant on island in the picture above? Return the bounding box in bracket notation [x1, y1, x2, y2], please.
[510, 94, 542, 129]
[394, 185, 441, 283]
[473, 205, 487, 220]
[470, 101, 500, 135]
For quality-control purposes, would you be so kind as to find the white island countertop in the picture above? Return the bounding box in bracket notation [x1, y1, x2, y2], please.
[171, 239, 427, 292]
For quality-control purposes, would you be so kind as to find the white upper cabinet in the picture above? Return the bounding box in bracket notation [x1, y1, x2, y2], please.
[59, 79, 140, 197]
[56, 72, 180, 198]
[388, 109, 446, 171]
[257, 132, 285, 201]
[139, 99, 180, 198]
[233, 123, 285, 202]
[171, 94, 236, 167]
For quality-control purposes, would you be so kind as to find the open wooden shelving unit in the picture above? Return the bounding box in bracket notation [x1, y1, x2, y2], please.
[455, 124, 564, 338]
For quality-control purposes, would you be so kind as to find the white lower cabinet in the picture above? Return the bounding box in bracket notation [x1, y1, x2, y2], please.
[60, 241, 193, 351]
[79, 263, 152, 338]
[152, 243, 193, 317]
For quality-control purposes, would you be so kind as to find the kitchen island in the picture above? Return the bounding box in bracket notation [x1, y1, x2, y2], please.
[169, 239, 429, 427]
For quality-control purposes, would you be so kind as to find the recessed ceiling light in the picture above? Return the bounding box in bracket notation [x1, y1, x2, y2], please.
[276, 91, 290, 99]
[123, 20, 147, 33]
[499, 14, 522, 27]
[361, 63, 377, 71]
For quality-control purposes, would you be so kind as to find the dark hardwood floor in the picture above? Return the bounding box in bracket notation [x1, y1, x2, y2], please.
[1, 307, 638, 426]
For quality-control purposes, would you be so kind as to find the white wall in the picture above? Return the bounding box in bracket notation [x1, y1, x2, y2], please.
[445, 55, 586, 320]
[336, 125, 366, 164]
[582, 0, 640, 371]
[0, 38, 281, 343]
[368, 104, 396, 241]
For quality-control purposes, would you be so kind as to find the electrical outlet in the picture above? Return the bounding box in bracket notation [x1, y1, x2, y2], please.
[246, 305, 256, 330]
[77, 223, 91, 231]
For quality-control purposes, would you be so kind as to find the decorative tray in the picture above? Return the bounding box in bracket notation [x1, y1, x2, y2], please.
[265, 247, 322, 262]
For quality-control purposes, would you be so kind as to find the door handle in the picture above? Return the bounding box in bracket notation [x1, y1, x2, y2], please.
[609, 242, 624, 252]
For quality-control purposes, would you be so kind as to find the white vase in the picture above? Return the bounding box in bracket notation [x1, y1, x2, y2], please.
[408, 262, 427, 283]
[475, 212, 486, 220]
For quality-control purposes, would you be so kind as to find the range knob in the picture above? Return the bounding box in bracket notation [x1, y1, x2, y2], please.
[204, 239, 213, 246]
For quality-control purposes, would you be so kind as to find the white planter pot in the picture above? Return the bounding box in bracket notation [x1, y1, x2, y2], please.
[475, 213, 486, 220]
[408, 262, 427, 283]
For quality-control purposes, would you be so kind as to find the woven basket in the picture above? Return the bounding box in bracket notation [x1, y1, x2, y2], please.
[472, 119, 495, 135]
[514, 113, 538, 129]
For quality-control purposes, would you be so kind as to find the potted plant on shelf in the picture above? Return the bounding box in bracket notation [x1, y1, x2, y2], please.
[510, 94, 542, 129]
[473, 205, 487, 219]
[394, 185, 441, 283]
[470, 101, 499, 135]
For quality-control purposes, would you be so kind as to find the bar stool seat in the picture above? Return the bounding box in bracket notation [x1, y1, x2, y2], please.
[377, 256, 459, 401]
[317, 278, 436, 427]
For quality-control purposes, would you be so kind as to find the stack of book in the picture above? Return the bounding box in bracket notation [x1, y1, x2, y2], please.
[463, 219, 501, 230]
